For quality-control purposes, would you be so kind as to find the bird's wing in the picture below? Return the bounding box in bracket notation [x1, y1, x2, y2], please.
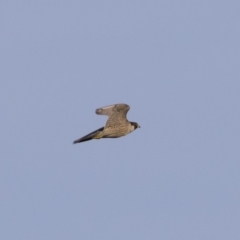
[73, 126, 104, 144]
[95, 104, 115, 116]
[96, 103, 130, 128]
[96, 103, 130, 116]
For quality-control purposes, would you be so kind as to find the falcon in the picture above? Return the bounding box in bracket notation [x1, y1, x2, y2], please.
[73, 103, 140, 144]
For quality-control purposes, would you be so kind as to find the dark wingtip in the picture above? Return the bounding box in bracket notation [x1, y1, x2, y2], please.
[95, 108, 101, 114]
[73, 138, 83, 144]
[73, 127, 104, 145]
[73, 139, 81, 144]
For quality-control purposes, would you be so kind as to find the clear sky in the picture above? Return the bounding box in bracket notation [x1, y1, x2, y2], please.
[1, 1, 240, 239]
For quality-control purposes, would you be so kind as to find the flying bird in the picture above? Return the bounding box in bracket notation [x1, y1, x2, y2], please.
[73, 103, 140, 144]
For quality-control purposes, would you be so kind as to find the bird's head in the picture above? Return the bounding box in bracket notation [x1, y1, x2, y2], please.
[130, 122, 141, 131]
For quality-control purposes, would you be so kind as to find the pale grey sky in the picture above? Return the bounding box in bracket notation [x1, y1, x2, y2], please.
[1, 1, 240, 239]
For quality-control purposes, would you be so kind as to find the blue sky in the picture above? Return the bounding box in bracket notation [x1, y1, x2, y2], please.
[1, 1, 240, 239]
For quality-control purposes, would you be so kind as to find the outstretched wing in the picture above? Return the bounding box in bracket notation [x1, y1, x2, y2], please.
[73, 127, 104, 144]
[95, 104, 115, 116]
[96, 103, 130, 116]
[96, 103, 130, 128]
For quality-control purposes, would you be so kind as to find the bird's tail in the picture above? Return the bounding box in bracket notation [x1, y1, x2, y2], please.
[73, 127, 104, 144]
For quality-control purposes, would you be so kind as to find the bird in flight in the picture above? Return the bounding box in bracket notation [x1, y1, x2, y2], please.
[73, 103, 140, 144]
